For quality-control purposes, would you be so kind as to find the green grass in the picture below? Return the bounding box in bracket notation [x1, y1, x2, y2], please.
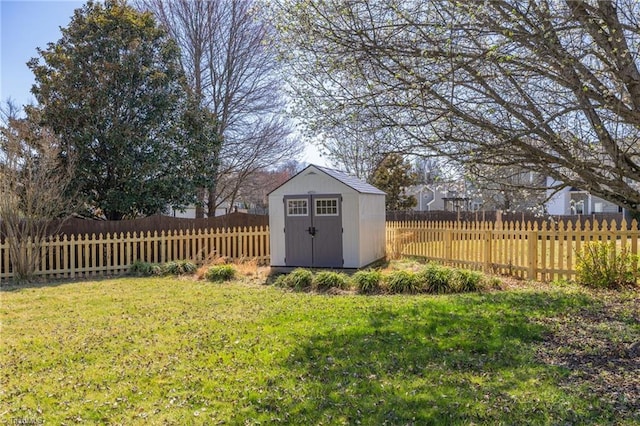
[1, 277, 638, 424]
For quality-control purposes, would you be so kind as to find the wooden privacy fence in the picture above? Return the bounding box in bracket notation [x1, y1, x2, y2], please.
[1, 226, 269, 281]
[386, 219, 640, 282]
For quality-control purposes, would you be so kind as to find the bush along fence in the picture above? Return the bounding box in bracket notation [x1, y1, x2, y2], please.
[386, 219, 640, 282]
[0, 226, 269, 281]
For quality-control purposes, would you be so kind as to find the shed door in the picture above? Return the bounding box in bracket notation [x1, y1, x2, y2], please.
[284, 194, 343, 267]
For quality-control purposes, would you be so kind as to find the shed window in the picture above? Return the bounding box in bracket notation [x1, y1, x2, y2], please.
[287, 199, 308, 216]
[315, 198, 338, 216]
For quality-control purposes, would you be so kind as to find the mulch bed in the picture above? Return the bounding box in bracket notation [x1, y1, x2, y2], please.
[533, 290, 640, 420]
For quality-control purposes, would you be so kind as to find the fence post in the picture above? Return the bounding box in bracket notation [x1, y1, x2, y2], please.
[631, 219, 639, 282]
[160, 231, 166, 264]
[1, 238, 7, 281]
[484, 223, 492, 273]
[527, 222, 538, 280]
[445, 227, 452, 264]
[69, 234, 76, 279]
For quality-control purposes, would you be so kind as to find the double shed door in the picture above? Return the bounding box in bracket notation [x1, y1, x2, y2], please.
[284, 194, 343, 268]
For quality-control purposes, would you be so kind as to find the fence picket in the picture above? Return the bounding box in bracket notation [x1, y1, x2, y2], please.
[385, 218, 640, 283]
[1, 226, 272, 281]
[527, 222, 538, 280]
[3, 219, 639, 283]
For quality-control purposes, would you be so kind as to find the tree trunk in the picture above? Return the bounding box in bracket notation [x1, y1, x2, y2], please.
[195, 188, 206, 218]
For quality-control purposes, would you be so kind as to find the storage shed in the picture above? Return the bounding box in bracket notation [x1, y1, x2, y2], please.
[269, 164, 386, 269]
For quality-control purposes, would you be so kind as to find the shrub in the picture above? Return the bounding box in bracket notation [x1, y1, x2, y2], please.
[313, 271, 350, 291]
[418, 263, 453, 294]
[352, 270, 383, 294]
[275, 268, 313, 290]
[551, 278, 572, 288]
[484, 276, 503, 290]
[162, 260, 197, 276]
[453, 269, 484, 293]
[273, 274, 288, 288]
[205, 264, 236, 282]
[386, 270, 421, 294]
[128, 261, 157, 277]
[576, 241, 638, 290]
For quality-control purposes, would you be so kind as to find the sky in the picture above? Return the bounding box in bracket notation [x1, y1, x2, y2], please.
[0, 0, 326, 166]
[1, 1, 84, 107]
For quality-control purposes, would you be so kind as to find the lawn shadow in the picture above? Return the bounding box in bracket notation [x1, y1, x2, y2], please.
[260, 291, 608, 425]
[0, 274, 125, 292]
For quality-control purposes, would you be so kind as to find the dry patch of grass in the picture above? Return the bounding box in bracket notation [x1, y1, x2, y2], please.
[194, 255, 266, 283]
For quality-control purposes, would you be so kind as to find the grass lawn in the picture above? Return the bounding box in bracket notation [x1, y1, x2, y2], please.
[1, 275, 638, 425]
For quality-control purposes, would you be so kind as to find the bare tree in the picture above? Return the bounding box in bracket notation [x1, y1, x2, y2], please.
[466, 165, 548, 213]
[413, 157, 449, 185]
[0, 102, 74, 282]
[312, 126, 394, 181]
[234, 164, 296, 214]
[139, 0, 301, 217]
[273, 0, 640, 213]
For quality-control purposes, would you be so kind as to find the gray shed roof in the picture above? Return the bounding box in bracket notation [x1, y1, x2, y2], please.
[268, 164, 386, 196]
[314, 165, 386, 195]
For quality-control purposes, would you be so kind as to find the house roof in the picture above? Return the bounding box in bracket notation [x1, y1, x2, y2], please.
[268, 164, 386, 195]
[314, 165, 386, 195]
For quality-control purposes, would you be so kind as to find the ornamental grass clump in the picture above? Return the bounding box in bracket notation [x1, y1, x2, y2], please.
[386, 270, 421, 294]
[205, 264, 236, 282]
[274, 268, 313, 291]
[418, 263, 453, 294]
[162, 260, 197, 276]
[484, 276, 504, 290]
[453, 269, 484, 293]
[352, 270, 383, 294]
[128, 261, 159, 277]
[312, 271, 350, 291]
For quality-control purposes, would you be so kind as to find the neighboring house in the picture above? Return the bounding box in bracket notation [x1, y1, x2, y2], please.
[168, 203, 247, 218]
[545, 177, 623, 215]
[406, 184, 481, 212]
[406, 185, 445, 211]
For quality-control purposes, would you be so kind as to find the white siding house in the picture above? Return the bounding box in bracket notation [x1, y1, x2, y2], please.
[406, 185, 446, 211]
[546, 177, 623, 215]
[269, 165, 386, 269]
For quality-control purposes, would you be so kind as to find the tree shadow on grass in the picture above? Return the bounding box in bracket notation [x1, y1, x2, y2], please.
[253, 291, 616, 425]
[0, 275, 120, 292]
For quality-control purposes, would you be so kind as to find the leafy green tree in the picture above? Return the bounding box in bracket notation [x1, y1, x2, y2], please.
[28, 0, 200, 220]
[179, 97, 222, 215]
[371, 154, 418, 211]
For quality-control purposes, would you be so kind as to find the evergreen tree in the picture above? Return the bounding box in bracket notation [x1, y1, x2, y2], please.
[371, 154, 418, 211]
[29, 0, 205, 219]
